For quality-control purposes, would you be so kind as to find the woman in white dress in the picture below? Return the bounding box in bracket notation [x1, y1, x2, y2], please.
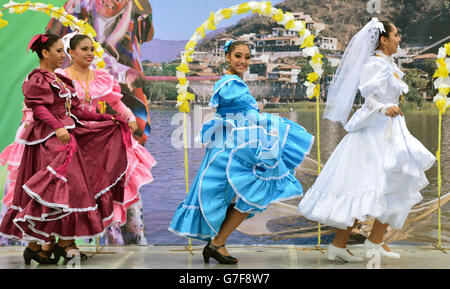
[298, 18, 436, 262]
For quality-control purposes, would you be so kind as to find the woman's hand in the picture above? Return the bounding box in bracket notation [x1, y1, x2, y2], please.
[111, 116, 120, 125]
[258, 102, 264, 112]
[384, 106, 403, 117]
[128, 121, 138, 135]
[55, 127, 70, 145]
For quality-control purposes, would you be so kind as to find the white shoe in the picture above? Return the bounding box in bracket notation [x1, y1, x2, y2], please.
[364, 239, 400, 259]
[327, 244, 364, 262]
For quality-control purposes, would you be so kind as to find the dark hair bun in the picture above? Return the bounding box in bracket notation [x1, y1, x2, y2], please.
[379, 20, 393, 41]
[32, 33, 60, 59]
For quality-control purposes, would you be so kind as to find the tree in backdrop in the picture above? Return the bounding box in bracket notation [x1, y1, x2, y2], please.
[141, 61, 179, 102]
[402, 68, 433, 107]
[297, 56, 336, 101]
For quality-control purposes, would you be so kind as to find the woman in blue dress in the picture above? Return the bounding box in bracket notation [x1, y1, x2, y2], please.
[169, 40, 314, 264]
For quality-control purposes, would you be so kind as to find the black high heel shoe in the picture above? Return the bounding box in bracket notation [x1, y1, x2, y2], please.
[202, 241, 238, 264]
[53, 243, 88, 264]
[23, 247, 57, 265]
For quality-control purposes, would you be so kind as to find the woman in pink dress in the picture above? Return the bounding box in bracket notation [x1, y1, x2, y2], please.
[0, 33, 156, 234]
[0, 33, 131, 265]
[0, 104, 34, 209]
[56, 33, 156, 228]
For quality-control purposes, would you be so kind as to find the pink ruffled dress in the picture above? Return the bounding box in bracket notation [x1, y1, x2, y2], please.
[0, 69, 156, 227]
[56, 68, 156, 226]
[0, 68, 130, 243]
[0, 104, 33, 207]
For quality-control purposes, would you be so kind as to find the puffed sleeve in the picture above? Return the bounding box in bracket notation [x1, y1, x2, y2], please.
[210, 77, 249, 108]
[103, 80, 136, 122]
[358, 57, 389, 99]
[93, 69, 136, 122]
[22, 72, 55, 107]
[345, 58, 395, 132]
[358, 57, 397, 112]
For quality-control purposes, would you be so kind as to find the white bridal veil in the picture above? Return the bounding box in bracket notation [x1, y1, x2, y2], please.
[323, 18, 386, 125]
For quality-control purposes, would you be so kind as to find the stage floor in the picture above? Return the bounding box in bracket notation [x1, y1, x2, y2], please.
[0, 245, 448, 269]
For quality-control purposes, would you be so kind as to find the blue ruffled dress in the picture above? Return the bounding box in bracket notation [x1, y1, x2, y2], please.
[169, 74, 314, 241]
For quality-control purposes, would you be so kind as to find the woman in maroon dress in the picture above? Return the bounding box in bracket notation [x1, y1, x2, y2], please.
[0, 33, 131, 265]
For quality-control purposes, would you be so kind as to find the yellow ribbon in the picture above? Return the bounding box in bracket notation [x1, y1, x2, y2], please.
[179, 77, 187, 85]
[307, 72, 319, 83]
[436, 98, 447, 114]
[316, 93, 322, 247]
[0, 14, 8, 28]
[98, 101, 107, 114]
[183, 112, 191, 249]
[272, 8, 283, 22]
[237, 3, 251, 14]
[265, 1, 272, 15]
[445, 43, 450, 56]
[436, 110, 442, 248]
[175, 1, 325, 249]
[195, 25, 206, 38]
[311, 53, 323, 64]
[133, 0, 144, 11]
[206, 12, 216, 31]
[433, 63, 449, 79]
[432, 43, 449, 249]
[176, 63, 190, 74]
[13, 1, 30, 14]
[301, 35, 315, 48]
[221, 8, 233, 19]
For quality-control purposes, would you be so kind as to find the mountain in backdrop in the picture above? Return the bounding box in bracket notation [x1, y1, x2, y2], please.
[142, 0, 449, 62]
[200, 0, 449, 50]
[141, 28, 226, 63]
[141, 39, 186, 63]
[276, 0, 449, 46]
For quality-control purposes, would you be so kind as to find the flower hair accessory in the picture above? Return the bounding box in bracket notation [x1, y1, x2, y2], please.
[324, 17, 387, 125]
[61, 31, 80, 59]
[373, 17, 386, 34]
[224, 39, 233, 53]
[27, 33, 48, 53]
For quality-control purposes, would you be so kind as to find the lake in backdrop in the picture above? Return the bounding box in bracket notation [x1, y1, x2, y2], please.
[141, 107, 449, 246]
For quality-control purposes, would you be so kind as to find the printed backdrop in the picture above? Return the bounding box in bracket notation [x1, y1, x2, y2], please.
[0, 0, 448, 246]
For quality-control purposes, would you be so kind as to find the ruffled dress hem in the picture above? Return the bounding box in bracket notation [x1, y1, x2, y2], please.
[169, 96, 314, 241]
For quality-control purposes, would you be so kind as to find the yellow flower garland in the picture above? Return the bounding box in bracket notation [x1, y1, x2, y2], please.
[432, 42, 449, 249]
[433, 42, 450, 114]
[176, 1, 326, 250]
[0, 1, 105, 69]
[175, 0, 325, 113]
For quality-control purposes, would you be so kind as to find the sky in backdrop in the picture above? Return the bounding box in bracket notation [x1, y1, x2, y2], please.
[151, 0, 284, 40]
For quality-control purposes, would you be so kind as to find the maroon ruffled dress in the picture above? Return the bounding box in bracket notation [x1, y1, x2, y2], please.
[0, 68, 130, 244]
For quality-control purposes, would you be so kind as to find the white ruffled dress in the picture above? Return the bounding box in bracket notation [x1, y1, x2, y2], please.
[298, 51, 436, 230]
